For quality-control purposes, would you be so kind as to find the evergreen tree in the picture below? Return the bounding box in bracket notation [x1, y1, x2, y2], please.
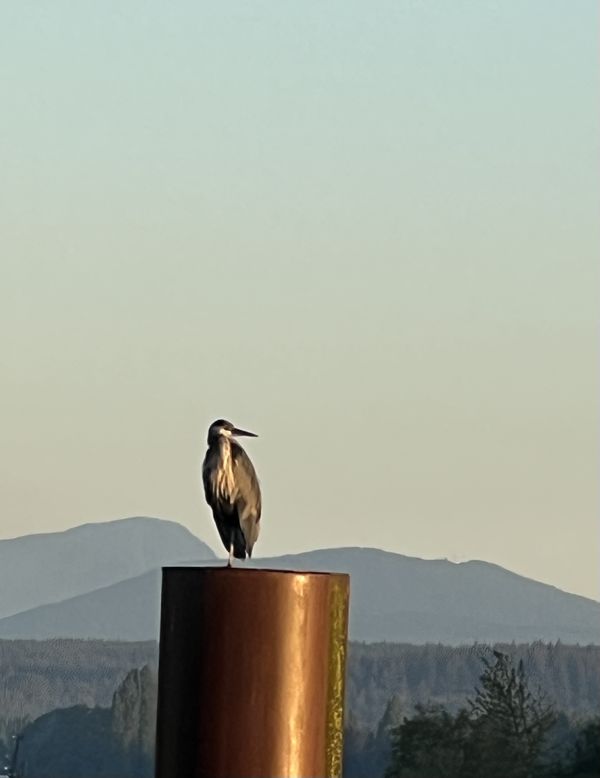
[362, 695, 406, 778]
[385, 651, 558, 778]
[568, 717, 600, 777]
[468, 650, 556, 778]
[111, 665, 157, 775]
[343, 711, 371, 778]
[385, 704, 471, 778]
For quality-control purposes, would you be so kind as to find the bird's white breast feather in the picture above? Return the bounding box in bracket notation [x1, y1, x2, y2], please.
[216, 438, 237, 502]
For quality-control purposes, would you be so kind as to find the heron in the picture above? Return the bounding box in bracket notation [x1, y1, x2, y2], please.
[202, 418, 262, 566]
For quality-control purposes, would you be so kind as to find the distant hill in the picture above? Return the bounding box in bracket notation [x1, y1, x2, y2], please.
[0, 517, 214, 618]
[252, 548, 600, 644]
[0, 569, 164, 642]
[0, 521, 597, 644]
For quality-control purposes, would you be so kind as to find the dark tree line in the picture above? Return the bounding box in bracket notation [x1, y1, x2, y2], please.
[345, 651, 599, 778]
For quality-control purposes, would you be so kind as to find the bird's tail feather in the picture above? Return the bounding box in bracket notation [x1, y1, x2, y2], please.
[241, 516, 259, 560]
[232, 527, 247, 559]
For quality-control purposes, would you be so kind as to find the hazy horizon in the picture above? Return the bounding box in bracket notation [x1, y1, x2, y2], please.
[1, 2, 598, 600]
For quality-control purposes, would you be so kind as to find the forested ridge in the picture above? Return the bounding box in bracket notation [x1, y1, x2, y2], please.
[0, 640, 157, 733]
[0, 639, 597, 729]
[346, 641, 600, 728]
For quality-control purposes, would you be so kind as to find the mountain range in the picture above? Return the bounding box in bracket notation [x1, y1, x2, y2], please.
[0, 517, 214, 619]
[0, 517, 597, 644]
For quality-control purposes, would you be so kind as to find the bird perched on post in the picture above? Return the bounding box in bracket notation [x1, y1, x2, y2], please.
[202, 418, 262, 566]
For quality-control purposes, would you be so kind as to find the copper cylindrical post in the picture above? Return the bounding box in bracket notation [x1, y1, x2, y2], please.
[155, 567, 349, 778]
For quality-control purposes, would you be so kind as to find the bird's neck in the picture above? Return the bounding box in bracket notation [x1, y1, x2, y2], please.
[217, 435, 233, 461]
[207, 432, 231, 448]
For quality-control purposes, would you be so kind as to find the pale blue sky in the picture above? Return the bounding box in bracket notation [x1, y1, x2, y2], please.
[1, 1, 598, 598]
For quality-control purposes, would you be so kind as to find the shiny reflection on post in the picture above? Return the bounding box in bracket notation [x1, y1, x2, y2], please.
[155, 567, 349, 778]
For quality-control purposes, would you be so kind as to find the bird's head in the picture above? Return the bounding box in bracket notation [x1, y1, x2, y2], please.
[207, 419, 258, 444]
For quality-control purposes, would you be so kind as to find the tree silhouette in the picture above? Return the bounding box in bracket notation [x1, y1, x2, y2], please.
[385, 704, 471, 778]
[386, 651, 557, 778]
[468, 650, 556, 778]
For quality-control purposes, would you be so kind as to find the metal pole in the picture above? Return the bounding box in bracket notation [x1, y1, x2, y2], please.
[155, 567, 349, 778]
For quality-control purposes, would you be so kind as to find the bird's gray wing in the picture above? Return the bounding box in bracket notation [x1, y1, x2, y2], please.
[202, 450, 221, 509]
[231, 443, 261, 557]
[231, 443, 262, 521]
[202, 449, 237, 553]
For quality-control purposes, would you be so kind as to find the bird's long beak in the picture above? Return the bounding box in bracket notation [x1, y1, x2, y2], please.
[232, 427, 258, 437]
